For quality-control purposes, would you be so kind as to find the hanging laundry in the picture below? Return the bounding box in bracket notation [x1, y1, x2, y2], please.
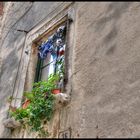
[47, 25, 66, 45]
[38, 25, 66, 60]
[38, 40, 55, 59]
[56, 26, 66, 38]
[59, 44, 65, 56]
[56, 38, 62, 47]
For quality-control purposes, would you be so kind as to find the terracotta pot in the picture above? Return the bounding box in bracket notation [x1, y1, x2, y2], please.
[52, 89, 61, 94]
[22, 99, 30, 109]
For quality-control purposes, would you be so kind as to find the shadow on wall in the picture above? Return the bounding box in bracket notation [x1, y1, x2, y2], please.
[0, 2, 4, 16]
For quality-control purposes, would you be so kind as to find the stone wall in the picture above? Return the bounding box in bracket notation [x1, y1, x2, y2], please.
[1, 2, 140, 138]
[67, 2, 140, 138]
[0, 2, 69, 138]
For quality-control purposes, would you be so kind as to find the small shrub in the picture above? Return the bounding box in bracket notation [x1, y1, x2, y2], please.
[9, 73, 60, 137]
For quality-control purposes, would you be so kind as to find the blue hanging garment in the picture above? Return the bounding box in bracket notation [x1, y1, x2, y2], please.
[38, 25, 66, 60]
[38, 40, 55, 59]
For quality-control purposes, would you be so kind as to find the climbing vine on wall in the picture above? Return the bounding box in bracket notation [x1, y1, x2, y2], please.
[9, 73, 60, 137]
[8, 25, 67, 137]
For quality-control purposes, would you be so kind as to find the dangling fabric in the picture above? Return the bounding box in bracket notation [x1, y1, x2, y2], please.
[38, 25, 66, 60]
[38, 40, 55, 59]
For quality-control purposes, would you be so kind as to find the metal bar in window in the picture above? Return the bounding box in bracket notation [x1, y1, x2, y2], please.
[34, 58, 42, 82]
[41, 59, 55, 69]
[38, 59, 43, 81]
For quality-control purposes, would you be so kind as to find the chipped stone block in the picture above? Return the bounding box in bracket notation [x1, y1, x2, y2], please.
[53, 93, 71, 110]
[3, 117, 21, 129]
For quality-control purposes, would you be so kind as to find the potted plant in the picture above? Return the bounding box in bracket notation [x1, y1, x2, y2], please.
[8, 74, 60, 137]
[47, 73, 62, 94]
[52, 88, 61, 94]
[7, 72, 67, 137]
[22, 99, 30, 109]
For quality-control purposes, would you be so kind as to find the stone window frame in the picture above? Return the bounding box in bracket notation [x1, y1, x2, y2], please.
[33, 20, 67, 83]
[11, 2, 75, 109]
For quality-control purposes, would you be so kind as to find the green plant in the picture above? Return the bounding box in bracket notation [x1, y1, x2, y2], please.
[9, 73, 61, 137]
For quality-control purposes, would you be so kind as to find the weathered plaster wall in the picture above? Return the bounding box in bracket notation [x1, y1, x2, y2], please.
[1, 1, 140, 138]
[65, 2, 140, 138]
[0, 2, 67, 138]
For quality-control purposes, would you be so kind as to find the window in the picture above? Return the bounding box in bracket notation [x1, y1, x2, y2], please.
[34, 22, 67, 92]
[10, 5, 74, 108]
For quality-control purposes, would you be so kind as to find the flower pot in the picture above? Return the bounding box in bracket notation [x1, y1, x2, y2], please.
[52, 89, 61, 94]
[22, 99, 30, 109]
